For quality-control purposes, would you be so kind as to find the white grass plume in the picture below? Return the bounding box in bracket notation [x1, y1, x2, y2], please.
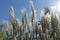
[3, 20, 9, 31]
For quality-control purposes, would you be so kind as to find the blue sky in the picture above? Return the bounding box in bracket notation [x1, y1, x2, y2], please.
[0, 0, 59, 24]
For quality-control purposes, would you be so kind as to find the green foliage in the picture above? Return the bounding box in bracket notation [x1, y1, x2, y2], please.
[0, 27, 3, 40]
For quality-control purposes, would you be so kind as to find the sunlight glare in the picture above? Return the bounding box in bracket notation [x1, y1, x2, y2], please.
[56, 2, 60, 12]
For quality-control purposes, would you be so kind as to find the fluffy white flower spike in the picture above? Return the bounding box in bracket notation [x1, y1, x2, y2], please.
[30, 0, 36, 27]
[16, 19, 20, 27]
[21, 8, 26, 19]
[10, 6, 15, 19]
[3, 20, 9, 31]
[10, 6, 16, 24]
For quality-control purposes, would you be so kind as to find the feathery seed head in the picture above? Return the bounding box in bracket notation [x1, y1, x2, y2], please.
[3, 20, 9, 31]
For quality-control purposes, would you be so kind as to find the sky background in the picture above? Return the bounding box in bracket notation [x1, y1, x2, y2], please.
[0, 0, 60, 24]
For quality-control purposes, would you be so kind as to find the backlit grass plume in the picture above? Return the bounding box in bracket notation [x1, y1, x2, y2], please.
[3, 20, 9, 31]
